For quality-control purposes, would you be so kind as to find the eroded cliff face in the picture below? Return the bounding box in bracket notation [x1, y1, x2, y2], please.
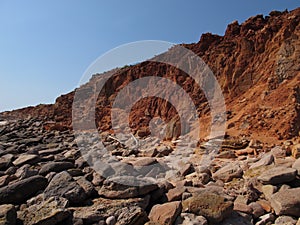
[2, 8, 300, 143]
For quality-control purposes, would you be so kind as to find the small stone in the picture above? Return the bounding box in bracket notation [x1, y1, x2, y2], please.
[258, 167, 296, 185]
[292, 158, 300, 175]
[271, 146, 286, 159]
[234, 196, 252, 214]
[166, 187, 185, 201]
[0, 204, 16, 225]
[261, 185, 278, 201]
[180, 163, 193, 176]
[141, 147, 158, 157]
[130, 157, 157, 167]
[212, 162, 243, 182]
[0, 155, 13, 170]
[38, 148, 63, 156]
[67, 168, 83, 177]
[233, 202, 252, 214]
[0, 175, 10, 188]
[278, 184, 290, 192]
[15, 164, 38, 179]
[249, 202, 265, 218]
[91, 172, 105, 186]
[105, 216, 116, 225]
[182, 192, 192, 200]
[292, 144, 300, 159]
[156, 145, 173, 157]
[12, 154, 40, 167]
[216, 150, 236, 159]
[176, 213, 208, 225]
[257, 200, 272, 213]
[74, 176, 96, 198]
[255, 213, 275, 225]
[149, 201, 182, 225]
[185, 172, 210, 186]
[234, 195, 248, 205]
[219, 211, 253, 225]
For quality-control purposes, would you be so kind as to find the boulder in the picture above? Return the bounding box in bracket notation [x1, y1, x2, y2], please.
[148, 201, 182, 225]
[270, 187, 300, 217]
[274, 216, 297, 225]
[257, 167, 296, 185]
[39, 162, 74, 176]
[72, 197, 149, 224]
[44, 172, 87, 205]
[0, 175, 48, 204]
[18, 197, 71, 225]
[212, 162, 243, 182]
[182, 192, 233, 223]
[249, 153, 274, 169]
[12, 154, 40, 167]
[99, 176, 158, 199]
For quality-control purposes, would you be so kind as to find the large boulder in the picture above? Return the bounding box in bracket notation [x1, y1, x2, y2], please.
[257, 167, 297, 185]
[44, 172, 87, 205]
[270, 187, 300, 217]
[0, 175, 48, 204]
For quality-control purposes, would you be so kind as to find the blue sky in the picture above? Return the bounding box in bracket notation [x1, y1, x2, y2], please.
[0, 0, 299, 112]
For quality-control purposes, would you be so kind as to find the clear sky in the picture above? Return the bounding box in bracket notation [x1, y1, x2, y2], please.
[0, 0, 299, 112]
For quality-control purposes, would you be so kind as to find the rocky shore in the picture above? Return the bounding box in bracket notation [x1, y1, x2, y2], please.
[0, 118, 299, 225]
[1, 7, 300, 225]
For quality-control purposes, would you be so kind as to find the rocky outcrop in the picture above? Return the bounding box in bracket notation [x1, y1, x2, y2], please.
[1, 8, 300, 143]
